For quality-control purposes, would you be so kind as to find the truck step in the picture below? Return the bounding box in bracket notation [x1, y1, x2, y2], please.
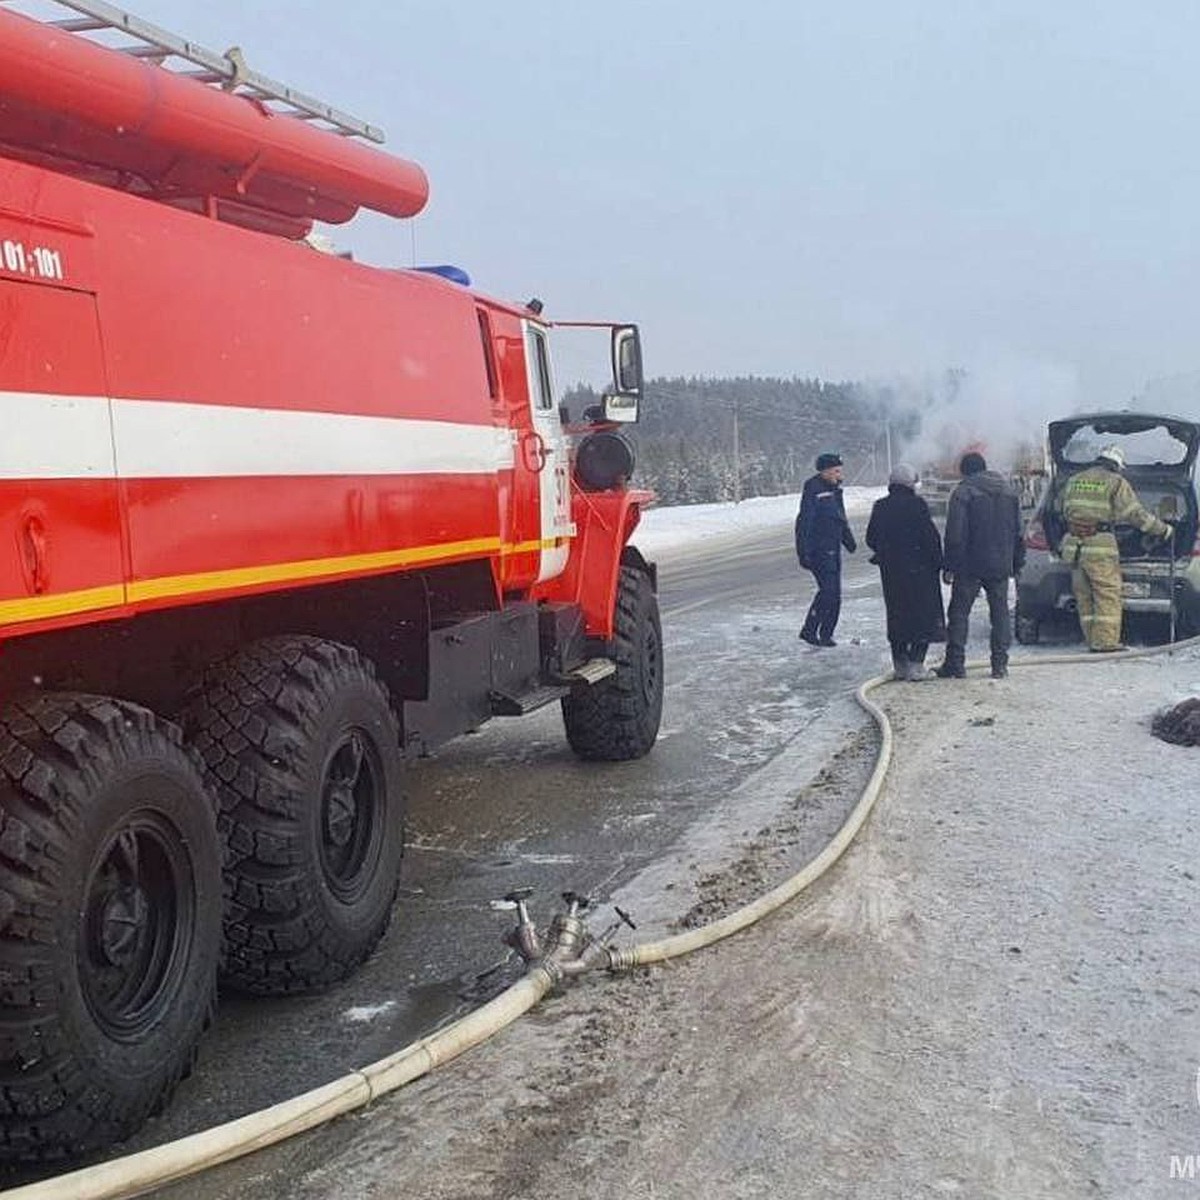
[488, 659, 615, 717]
[544, 657, 618, 688]
[489, 684, 569, 717]
[565, 657, 617, 685]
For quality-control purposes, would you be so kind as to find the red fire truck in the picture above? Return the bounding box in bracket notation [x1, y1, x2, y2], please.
[0, 0, 662, 1160]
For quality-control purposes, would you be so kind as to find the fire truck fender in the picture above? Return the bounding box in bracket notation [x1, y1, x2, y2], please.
[539, 488, 655, 640]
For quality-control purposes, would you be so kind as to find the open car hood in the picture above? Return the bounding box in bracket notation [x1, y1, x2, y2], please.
[1048, 412, 1200, 474]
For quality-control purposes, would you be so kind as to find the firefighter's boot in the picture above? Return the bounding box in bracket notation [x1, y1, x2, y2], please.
[891, 651, 910, 681]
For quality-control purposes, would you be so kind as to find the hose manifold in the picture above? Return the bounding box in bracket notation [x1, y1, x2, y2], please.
[495, 888, 636, 975]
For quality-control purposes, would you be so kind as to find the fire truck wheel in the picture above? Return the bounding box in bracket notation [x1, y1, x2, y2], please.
[182, 637, 404, 994]
[0, 694, 221, 1163]
[562, 564, 664, 761]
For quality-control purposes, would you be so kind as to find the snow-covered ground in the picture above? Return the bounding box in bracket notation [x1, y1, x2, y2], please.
[633, 487, 884, 556]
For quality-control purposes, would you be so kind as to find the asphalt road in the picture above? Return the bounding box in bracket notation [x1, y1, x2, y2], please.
[0, 512, 922, 1191]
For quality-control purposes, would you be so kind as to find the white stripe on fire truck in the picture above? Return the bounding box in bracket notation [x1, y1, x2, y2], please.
[0, 391, 516, 479]
[0, 391, 116, 478]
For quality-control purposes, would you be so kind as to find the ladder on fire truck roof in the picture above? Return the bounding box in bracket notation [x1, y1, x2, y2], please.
[3, 0, 385, 143]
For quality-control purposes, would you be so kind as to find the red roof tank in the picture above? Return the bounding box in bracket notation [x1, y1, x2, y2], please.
[0, 7, 428, 233]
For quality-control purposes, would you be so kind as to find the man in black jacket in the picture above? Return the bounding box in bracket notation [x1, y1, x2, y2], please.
[795, 452, 857, 647]
[934, 451, 1025, 679]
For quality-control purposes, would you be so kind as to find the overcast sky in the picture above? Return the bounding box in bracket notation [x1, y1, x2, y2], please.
[16, 0, 1200, 411]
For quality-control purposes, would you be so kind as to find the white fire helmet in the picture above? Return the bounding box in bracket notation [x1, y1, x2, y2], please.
[1097, 444, 1126, 470]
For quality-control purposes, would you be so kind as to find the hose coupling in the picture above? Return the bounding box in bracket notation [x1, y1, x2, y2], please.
[603, 944, 640, 973]
[571, 936, 622, 975]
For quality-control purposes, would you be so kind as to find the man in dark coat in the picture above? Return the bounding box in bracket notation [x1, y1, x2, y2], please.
[934, 451, 1025, 680]
[865, 463, 946, 680]
[795, 451, 857, 647]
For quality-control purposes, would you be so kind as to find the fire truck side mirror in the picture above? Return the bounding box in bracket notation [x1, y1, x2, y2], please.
[604, 325, 642, 423]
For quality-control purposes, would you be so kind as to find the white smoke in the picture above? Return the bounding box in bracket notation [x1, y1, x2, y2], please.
[871, 358, 1083, 476]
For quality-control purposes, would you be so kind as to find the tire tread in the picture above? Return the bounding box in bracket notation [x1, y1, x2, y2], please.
[183, 636, 402, 995]
[562, 565, 663, 761]
[0, 694, 218, 1163]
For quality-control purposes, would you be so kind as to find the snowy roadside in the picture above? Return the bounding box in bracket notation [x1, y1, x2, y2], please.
[632, 487, 884, 559]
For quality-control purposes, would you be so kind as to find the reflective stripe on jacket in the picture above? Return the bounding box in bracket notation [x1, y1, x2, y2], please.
[1061, 465, 1168, 537]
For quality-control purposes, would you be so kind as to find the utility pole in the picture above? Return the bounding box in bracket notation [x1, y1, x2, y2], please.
[732, 398, 741, 504]
[884, 420, 893, 479]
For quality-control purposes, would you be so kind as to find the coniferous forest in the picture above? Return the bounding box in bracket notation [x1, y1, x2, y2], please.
[570, 376, 921, 507]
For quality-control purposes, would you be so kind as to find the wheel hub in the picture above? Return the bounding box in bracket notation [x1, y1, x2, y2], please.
[324, 784, 357, 848]
[97, 885, 149, 968]
[80, 815, 192, 1040]
[642, 623, 661, 703]
[319, 730, 383, 898]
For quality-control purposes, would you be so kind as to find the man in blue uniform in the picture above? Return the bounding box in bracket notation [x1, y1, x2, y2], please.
[796, 452, 857, 646]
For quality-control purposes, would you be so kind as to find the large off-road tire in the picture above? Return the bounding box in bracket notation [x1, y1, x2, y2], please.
[562, 564, 663, 761]
[182, 637, 404, 995]
[0, 695, 221, 1163]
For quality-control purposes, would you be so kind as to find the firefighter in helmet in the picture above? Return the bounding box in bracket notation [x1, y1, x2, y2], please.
[1058, 444, 1173, 651]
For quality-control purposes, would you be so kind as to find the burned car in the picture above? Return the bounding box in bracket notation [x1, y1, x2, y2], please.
[1015, 412, 1200, 643]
